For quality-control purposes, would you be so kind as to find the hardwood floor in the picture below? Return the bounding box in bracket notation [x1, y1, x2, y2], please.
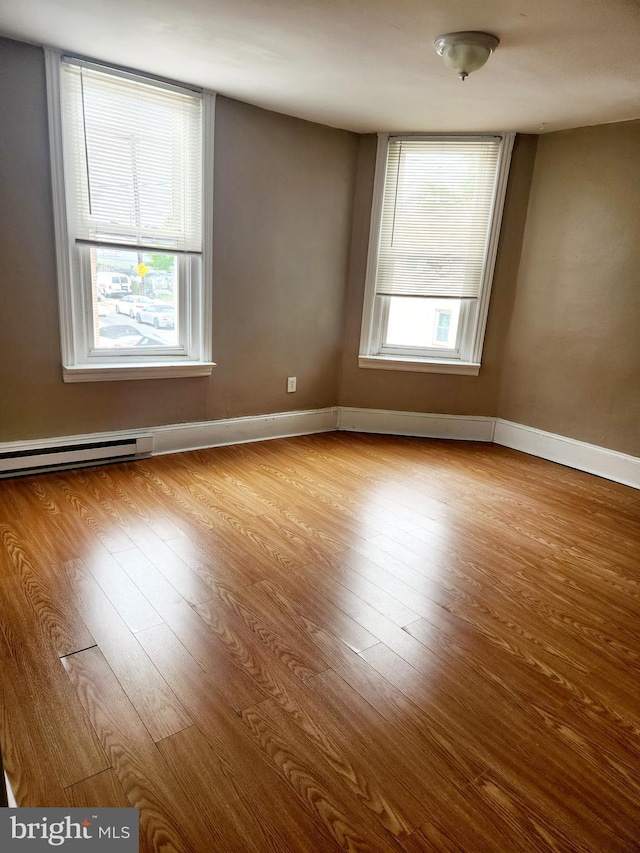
[1, 432, 639, 851]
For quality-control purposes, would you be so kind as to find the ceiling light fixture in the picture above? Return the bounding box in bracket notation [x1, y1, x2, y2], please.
[433, 31, 499, 81]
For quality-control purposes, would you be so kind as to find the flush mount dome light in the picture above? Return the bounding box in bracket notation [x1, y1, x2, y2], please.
[433, 31, 499, 81]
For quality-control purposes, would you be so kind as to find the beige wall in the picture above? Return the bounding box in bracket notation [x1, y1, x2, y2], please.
[0, 38, 358, 441]
[498, 119, 640, 456]
[337, 134, 538, 415]
[2, 36, 638, 459]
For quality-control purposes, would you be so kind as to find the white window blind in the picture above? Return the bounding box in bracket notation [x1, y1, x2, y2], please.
[375, 137, 502, 299]
[60, 59, 203, 254]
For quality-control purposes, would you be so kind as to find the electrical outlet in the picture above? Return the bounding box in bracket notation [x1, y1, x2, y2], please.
[287, 376, 297, 393]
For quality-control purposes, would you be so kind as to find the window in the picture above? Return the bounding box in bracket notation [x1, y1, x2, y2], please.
[434, 309, 453, 345]
[45, 52, 215, 381]
[359, 133, 514, 375]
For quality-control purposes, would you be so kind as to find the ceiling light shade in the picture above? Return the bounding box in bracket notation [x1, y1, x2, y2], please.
[433, 32, 499, 81]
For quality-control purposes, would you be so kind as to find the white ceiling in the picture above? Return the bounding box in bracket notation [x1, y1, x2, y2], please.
[1, 0, 639, 134]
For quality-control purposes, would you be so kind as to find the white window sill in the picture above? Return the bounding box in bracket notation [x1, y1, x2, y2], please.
[358, 355, 480, 376]
[63, 362, 216, 383]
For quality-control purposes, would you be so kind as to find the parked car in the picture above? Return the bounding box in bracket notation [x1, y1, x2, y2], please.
[98, 324, 164, 348]
[97, 272, 131, 296]
[136, 302, 176, 328]
[114, 294, 155, 317]
[134, 335, 166, 347]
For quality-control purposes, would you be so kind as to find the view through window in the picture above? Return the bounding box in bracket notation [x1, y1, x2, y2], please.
[385, 297, 460, 349]
[91, 248, 178, 350]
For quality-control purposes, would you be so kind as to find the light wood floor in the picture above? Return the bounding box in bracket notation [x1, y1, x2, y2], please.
[0, 432, 639, 851]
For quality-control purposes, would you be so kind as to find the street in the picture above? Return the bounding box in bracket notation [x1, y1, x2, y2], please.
[98, 297, 177, 347]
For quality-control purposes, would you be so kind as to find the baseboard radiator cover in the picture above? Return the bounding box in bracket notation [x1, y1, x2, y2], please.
[0, 433, 153, 478]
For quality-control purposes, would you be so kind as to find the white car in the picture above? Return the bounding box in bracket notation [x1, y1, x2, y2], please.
[136, 303, 176, 328]
[98, 323, 164, 348]
[97, 272, 131, 295]
[114, 294, 155, 317]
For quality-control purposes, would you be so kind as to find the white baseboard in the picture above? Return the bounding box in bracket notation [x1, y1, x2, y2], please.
[338, 407, 495, 442]
[152, 407, 339, 455]
[494, 419, 640, 490]
[0, 408, 338, 474]
[339, 409, 639, 489]
[1, 407, 637, 491]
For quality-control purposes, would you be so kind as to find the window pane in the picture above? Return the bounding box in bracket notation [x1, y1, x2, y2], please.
[385, 297, 461, 348]
[435, 310, 452, 343]
[91, 247, 178, 349]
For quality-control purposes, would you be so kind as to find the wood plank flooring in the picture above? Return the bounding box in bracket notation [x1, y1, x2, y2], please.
[1, 432, 639, 851]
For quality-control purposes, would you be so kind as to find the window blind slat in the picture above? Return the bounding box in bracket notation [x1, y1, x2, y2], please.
[60, 61, 203, 253]
[375, 138, 501, 299]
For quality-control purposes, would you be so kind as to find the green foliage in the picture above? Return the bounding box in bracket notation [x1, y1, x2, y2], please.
[147, 253, 175, 273]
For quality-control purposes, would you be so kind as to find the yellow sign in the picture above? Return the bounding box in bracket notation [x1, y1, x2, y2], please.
[136, 263, 149, 277]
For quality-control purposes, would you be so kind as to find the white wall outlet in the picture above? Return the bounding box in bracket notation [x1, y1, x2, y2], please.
[287, 376, 297, 393]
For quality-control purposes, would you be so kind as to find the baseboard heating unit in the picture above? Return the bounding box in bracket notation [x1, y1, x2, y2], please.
[0, 433, 153, 478]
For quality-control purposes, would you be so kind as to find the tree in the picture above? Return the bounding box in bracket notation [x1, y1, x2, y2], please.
[148, 253, 175, 274]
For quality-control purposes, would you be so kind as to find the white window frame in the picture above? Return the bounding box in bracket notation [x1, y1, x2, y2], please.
[45, 50, 216, 383]
[359, 132, 515, 376]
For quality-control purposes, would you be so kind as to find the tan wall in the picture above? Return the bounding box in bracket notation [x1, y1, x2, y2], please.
[2, 36, 637, 458]
[0, 38, 358, 441]
[337, 134, 538, 414]
[498, 119, 640, 456]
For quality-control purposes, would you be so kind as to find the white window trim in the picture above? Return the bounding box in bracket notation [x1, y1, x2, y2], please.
[358, 132, 515, 376]
[45, 49, 216, 382]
